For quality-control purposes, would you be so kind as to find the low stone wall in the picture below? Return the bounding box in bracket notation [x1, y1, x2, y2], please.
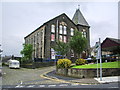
[21, 62, 55, 69]
[56, 68, 120, 78]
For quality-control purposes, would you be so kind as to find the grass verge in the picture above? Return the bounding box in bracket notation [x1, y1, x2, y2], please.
[72, 61, 120, 68]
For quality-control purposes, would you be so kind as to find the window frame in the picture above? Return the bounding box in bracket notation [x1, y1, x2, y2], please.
[51, 24, 55, 33]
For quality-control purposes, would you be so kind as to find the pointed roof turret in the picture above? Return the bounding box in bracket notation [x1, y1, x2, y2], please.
[72, 8, 89, 26]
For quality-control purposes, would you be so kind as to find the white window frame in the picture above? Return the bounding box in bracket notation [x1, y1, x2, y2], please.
[63, 26, 67, 35]
[71, 28, 74, 36]
[63, 36, 67, 43]
[51, 24, 55, 33]
[82, 29, 87, 38]
[59, 25, 62, 34]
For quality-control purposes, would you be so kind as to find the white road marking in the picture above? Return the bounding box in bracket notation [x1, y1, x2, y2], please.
[38, 85, 45, 87]
[71, 83, 79, 86]
[48, 85, 56, 87]
[81, 84, 88, 85]
[59, 84, 68, 86]
[20, 81, 23, 84]
[27, 85, 35, 87]
[109, 87, 119, 88]
[15, 85, 24, 88]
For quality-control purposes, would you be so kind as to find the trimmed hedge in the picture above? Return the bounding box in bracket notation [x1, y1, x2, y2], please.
[75, 58, 86, 65]
[57, 59, 72, 68]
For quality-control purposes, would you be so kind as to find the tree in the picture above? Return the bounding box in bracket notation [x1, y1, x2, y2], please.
[20, 44, 33, 62]
[52, 41, 69, 58]
[69, 30, 87, 58]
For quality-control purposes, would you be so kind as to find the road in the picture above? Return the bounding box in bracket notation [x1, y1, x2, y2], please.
[2, 82, 119, 88]
[2, 66, 64, 85]
[2, 66, 120, 89]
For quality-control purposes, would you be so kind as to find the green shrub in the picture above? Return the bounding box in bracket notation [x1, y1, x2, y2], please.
[75, 58, 86, 65]
[57, 59, 72, 68]
[2, 62, 8, 66]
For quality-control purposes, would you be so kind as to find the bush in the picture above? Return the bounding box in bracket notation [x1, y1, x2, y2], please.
[57, 59, 72, 68]
[75, 58, 86, 65]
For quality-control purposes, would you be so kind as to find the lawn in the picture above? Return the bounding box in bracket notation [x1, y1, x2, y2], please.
[72, 61, 120, 68]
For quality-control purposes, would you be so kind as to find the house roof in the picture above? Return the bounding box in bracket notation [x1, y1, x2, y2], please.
[72, 9, 89, 26]
[25, 13, 76, 39]
[101, 37, 120, 50]
[108, 38, 120, 44]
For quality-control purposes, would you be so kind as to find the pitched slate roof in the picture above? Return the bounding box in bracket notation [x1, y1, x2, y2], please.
[108, 38, 120, 44]
[25, 13, 76, 39]
[72, 9, 89, 26]
[101, 38, 120, 49]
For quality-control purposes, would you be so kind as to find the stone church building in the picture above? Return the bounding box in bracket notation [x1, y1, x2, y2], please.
[24, 8, 90, 61]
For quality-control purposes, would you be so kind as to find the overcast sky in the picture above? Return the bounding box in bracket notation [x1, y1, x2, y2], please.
[1, 1, 118, 56]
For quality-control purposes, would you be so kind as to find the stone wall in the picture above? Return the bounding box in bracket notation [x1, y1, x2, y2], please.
[56, 68, 120, 78]
[21, 62, 55, 69]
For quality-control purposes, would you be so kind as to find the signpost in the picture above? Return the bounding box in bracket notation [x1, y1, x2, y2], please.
[95, 38, 102, 81]
[95, 42, 99, 78]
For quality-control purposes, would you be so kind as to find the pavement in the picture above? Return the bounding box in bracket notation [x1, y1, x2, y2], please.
[44, 70, 120, 85]
[94, 76, 120, 83]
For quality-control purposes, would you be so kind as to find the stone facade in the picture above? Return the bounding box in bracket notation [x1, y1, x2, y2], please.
[24, 9, 90, 61]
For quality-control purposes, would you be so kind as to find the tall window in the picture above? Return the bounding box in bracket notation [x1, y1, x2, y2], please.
[82, 29, 87, 38]
[71, 28, 74, 36]
[51, 34, 55, 41]
[63, 26, 67, 34]
[59, 35, 62, 42]
[63, 36, 67, 43]
[59, 25, 62, 34]
[51, 24, 55, 33]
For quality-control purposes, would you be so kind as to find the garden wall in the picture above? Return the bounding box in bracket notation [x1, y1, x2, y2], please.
[21, 62, 55, 69]
[56, 68, 120, 78]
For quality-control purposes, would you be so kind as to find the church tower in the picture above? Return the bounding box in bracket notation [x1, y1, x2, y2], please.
[72, 7, 90, 58]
